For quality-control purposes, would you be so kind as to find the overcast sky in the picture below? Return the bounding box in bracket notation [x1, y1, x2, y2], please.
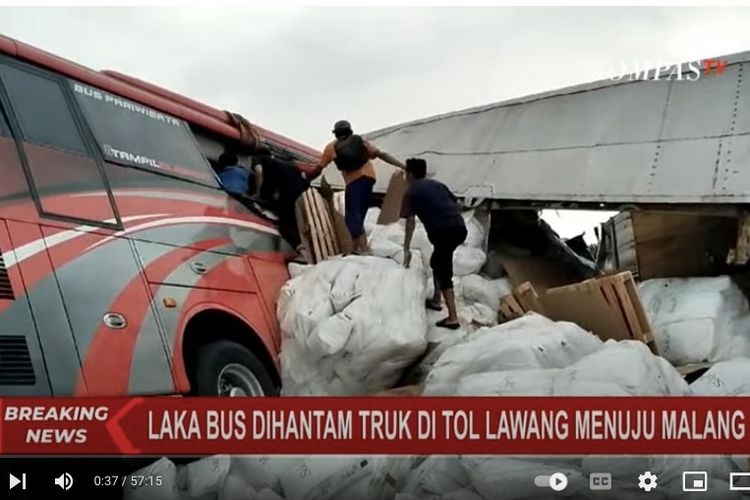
[2, 6, 750, 150]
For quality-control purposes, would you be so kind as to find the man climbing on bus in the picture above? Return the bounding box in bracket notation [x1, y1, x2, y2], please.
[297, 120, 406, 254]
[401, 158, 467, 330]
[251, 148, 310, 262]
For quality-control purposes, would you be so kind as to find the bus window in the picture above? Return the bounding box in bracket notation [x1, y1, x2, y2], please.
[0, 62, 118, 226]
[2, 64, 87, 155]
[0, 97, 31, 209]
[70, 81, 218, 187]
[0, 99, 9, 137]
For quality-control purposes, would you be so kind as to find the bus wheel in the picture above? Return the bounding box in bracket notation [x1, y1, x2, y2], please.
[194, 341, 276, 396]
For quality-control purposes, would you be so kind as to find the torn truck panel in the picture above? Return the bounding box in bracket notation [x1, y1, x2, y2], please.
[336, 51, 750, 207]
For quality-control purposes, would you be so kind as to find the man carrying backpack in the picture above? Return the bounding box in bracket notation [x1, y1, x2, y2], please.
[298, 120, 405, 254]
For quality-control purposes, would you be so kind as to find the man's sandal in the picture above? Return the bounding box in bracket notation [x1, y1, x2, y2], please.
[436, 318, 460, 330]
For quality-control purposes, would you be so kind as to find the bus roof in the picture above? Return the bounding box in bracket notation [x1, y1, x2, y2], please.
[0, 34, 320, 161]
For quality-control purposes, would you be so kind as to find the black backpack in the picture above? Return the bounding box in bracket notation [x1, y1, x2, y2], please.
[333, 134, 370, 172]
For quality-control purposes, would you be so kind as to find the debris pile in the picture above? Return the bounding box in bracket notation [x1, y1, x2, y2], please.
[130, 203, 750, 500]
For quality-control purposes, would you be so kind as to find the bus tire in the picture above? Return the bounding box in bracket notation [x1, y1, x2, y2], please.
[194, 341, 276, 397]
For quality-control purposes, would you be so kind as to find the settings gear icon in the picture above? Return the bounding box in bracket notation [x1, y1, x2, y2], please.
[638, 471, 658, 492]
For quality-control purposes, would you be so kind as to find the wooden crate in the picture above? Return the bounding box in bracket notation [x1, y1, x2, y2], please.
[600, 211, 737, 280]
[296, 188, 342, 264]
[545, 271, 658, 355]
[498, 272, 659, 355]
[498, 282, 544, 321]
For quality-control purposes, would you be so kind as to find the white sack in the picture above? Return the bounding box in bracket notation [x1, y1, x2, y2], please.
[368, 210, 489, 278]
[457, 341, 688, 398]
[279, 256, 428, 396]
[459, 275, 512, 310]
[553, 341, 689, 396]
[279, 456, 373, 500]
[287, 263, 311, 279]
[640, 277, 750, 364]
[691, 359, 750, 395]
[230, 456, 300, 493]
[400, 457, 471, 498]
[453, 247, 487, 277]
[441, 490, 485, 500]
[458, 302, 497, 328]
[457, 368, 561, 396]
[186, 455, 231, 498]
[364, 207, 382, 235]
[424, 314, 603, 396]
[219, 475, 256, 500]
[462, 211, 487, 249]
[254, 488, 285, 500]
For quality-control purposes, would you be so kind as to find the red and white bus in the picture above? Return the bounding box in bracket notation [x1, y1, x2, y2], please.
[0, 35, 320, 397]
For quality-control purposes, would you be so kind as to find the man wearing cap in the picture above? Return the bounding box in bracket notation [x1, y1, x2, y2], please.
[298, 120, 405, 254]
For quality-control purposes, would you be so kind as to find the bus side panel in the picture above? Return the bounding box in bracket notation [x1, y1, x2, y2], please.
[247, 255, 291, 352]
[134, 240, 280, 393]
[43, 227, 174, 396]
[5, 220, 83, 395]
[0, 219, 51, 394]
[153, 285, 278, 394]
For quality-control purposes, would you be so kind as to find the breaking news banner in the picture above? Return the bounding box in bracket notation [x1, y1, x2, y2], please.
[0, 397, 749, 455]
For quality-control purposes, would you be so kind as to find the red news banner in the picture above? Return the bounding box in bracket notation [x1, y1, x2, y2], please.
[0, 397, 749, 455]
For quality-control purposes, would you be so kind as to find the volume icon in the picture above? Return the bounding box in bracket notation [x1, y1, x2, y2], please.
[54, 472, 73, 491]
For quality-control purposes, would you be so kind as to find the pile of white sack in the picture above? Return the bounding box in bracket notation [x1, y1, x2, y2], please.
[124, 454, 423, 500]
[640, 277, 750, 365]
[366, 207, 490, 280]
[128, 211, 750, 500]
[277, 255, 428, 396]
[129, 309, 750, 500]
[424, 313, 688, 397]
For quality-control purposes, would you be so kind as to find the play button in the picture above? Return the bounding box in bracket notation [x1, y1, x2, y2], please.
[549, 472, 568, 492]
[9, 472, 26, 490]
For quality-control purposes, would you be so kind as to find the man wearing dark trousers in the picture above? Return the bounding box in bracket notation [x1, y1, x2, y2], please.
[297, 120, 405, 254]
[401, 158, 467, 330]
[252, 150, 310, 257]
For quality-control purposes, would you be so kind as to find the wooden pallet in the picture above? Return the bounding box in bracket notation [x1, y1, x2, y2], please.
[498, 282, 543, 321]
[545, 271, 658, 355]
[296, 188, 341, 264]
[498, 272, 659, 355]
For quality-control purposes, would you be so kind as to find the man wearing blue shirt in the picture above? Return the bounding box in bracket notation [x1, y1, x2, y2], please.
[216, 151, 252, 197]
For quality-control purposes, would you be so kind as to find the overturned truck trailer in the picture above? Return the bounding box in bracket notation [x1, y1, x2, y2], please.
[328, 51, 750, 280]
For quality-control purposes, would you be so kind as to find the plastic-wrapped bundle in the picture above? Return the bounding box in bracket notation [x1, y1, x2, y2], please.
[691, 359, 750, 395]
[278, 256, 428, 396]
[456, 341, 688, 397]
[423, 314, 603, 396]
[640, 277, 750, 364]
[553, 340, 690, 396]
